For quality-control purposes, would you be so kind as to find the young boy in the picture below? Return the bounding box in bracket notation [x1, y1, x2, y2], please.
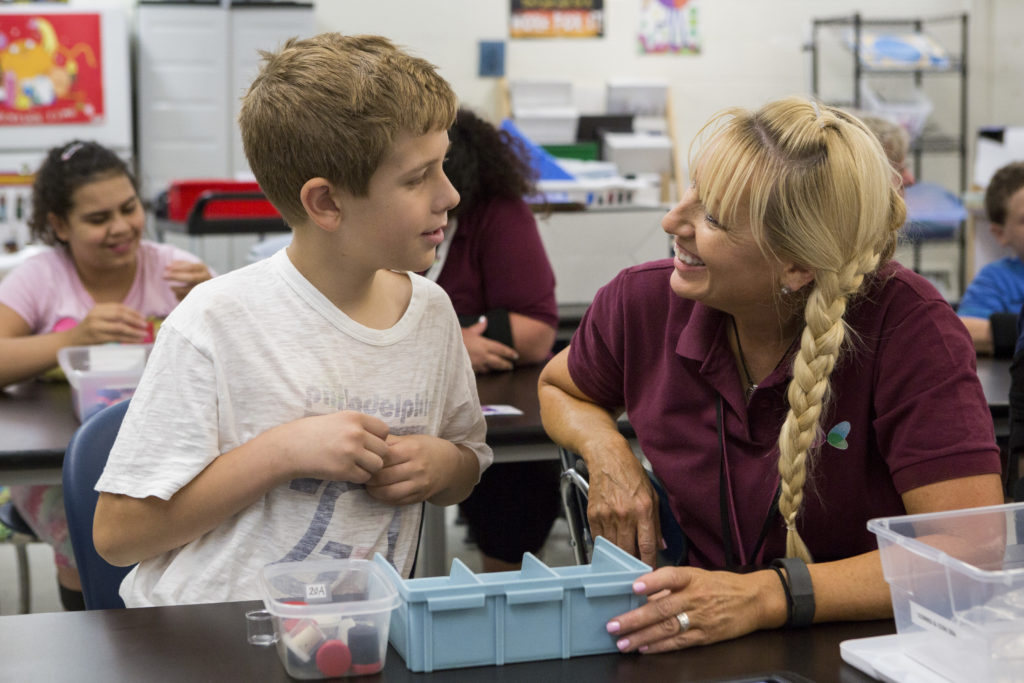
[93, 34, 491, 606]
[959, 161, 1024, 356]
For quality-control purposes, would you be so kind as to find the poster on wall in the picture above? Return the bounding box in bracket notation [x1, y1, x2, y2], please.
[638, 0, 701, 54]
[510, 0, 604, 39]
[0, 13, 105, 126]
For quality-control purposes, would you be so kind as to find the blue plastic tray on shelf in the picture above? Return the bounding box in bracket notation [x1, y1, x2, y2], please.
[373, 536, 650, 673]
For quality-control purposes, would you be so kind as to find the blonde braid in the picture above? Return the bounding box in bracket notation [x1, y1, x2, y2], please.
[777, 251, 880, 561]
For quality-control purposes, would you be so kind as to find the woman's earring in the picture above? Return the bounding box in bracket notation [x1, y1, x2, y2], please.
[780, 285, 792, 295]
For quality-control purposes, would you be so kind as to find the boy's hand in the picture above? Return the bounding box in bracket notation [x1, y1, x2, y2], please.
[285, 411, 390, 484]
[165, 260, 214, 300]
[70, 303, 150, 345]
[364, 434, 456, 505]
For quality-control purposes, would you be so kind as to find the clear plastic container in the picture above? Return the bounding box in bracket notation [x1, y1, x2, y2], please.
[258, 558, 400, 679]
[56, 344, 152, 422]
[859, 81, 934, 142]
[868, 502, 1024, 683]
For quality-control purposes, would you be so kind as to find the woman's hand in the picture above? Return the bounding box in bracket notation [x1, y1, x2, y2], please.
[586, 441, 662, 567]
[69, 303, 150, 345]
[606, 567, 787, 653]
[165, 260, 213, 300]
[461, 318, 518, 373]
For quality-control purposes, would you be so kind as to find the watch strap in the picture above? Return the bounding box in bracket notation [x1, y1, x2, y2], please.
[772, 557, 815, 627]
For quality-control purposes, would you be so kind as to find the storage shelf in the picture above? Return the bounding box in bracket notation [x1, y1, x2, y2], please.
[808, 11, 969, 296]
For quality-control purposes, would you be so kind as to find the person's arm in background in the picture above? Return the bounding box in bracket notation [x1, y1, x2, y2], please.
[958, 260, 1020, 356]
[0, 303, 150, 388]
[468, 198, 557, 369]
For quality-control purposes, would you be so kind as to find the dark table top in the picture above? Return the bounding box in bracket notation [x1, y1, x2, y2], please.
[2, 357, 1010, 473]
[0, 599, 894, 682]
[0, 380, 77, 470]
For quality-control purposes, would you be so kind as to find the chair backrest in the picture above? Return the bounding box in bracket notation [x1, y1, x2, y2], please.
[62, 400, 134, 610]
[558, 447, 593, 565]
[557, 446, 688, 568]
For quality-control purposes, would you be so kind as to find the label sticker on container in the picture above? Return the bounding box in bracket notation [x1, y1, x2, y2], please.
[305, 583, 330, 603]
[910, 601, 959, 637]
[90, 345, 146, 372]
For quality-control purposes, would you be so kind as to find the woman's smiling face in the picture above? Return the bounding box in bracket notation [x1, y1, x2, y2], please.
[662, 181, 782, 314]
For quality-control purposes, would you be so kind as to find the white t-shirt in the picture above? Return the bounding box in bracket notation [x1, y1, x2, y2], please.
[97, 249, 491, 606]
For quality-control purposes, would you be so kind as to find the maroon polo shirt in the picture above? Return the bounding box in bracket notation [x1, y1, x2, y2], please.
[568, 259, 1001, 569]
[435, 197, 558, 328]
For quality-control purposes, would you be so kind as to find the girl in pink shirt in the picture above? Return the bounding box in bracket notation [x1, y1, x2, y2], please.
[0, 140, 213, 610]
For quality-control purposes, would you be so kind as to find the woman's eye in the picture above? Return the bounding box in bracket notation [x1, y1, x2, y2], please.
[705, 213, 721, 227]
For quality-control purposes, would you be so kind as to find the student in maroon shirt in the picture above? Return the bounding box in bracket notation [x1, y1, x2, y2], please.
[539, 97, 1004, 651]
[428, 108, 560, 572]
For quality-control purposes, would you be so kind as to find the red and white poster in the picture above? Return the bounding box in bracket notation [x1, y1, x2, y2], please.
[0, 13, 104, 126]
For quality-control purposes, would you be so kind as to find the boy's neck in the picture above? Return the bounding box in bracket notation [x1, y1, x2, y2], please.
[285, 238, 411, 330]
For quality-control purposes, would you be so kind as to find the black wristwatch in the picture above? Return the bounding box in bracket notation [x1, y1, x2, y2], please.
[772, 557, 816, 627]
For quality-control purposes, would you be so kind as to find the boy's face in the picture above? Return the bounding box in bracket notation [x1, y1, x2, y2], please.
[337, 128, 459, 274]
[992, 185, 1024, 259]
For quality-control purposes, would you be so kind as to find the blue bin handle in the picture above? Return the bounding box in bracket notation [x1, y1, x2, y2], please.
[505, 586, 564, 605]
[584, 580, 638, 598]
[427, 593, 487, 612]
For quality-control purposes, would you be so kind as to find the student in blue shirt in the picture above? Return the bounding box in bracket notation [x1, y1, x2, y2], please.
[959, 162, 1024, 356]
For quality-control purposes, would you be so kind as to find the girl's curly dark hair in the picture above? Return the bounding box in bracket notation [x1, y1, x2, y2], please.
[29, 140, 137, 246]
[444, 108, 537, 218]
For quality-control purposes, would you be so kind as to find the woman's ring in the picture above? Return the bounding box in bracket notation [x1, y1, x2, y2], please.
[676, 611, 690, 633]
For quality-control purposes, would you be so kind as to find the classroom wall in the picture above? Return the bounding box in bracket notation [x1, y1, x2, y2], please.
[312, 0, 986, 183]
[90, 0, 1022, 185]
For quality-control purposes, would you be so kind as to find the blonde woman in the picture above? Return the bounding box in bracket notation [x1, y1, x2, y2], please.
[538, 97, 1003, 650]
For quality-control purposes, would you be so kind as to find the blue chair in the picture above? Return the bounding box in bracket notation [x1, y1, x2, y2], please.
[62, 400, 134, 610]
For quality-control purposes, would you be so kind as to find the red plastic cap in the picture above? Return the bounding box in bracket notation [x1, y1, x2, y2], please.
[315, 639, 352, 677]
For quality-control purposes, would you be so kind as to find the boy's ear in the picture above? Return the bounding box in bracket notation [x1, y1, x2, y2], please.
[990, 222, 1009, 247]
[299, 178, 343, 232]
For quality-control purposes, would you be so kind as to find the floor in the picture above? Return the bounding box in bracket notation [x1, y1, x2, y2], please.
[0, 505, 576, 616]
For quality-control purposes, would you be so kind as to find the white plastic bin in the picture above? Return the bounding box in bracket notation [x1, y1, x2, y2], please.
[868, 502, 1024, 683]
[57, 344, 152, 422]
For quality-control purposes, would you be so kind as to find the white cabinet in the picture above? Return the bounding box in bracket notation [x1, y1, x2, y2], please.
[135, 2, 312, 273]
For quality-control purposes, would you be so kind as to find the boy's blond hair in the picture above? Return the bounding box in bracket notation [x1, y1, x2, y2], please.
[238, 33, 457, 226]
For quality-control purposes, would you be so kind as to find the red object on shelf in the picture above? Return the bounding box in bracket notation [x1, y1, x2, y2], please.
[165, 179, 280, 222]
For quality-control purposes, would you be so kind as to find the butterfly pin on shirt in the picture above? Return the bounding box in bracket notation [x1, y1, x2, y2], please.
[826, 421, 851, 450]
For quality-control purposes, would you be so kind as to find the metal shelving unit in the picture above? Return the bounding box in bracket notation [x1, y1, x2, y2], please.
[807, 13, 969, 294]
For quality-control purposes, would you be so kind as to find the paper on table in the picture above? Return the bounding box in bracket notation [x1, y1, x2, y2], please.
[481, 404, 524, 416]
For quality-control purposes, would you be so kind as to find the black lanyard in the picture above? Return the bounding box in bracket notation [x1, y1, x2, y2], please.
[716, 394, 781, 570]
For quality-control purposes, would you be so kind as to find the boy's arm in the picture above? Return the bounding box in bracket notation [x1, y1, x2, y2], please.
[94, 411, 390, 566]
[959, 315, 994, 355]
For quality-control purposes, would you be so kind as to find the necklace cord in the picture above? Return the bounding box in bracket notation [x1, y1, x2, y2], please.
[731, 316, 757, 397]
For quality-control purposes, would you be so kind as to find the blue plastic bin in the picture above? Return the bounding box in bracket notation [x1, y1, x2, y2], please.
[373, 536, 650, 673]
